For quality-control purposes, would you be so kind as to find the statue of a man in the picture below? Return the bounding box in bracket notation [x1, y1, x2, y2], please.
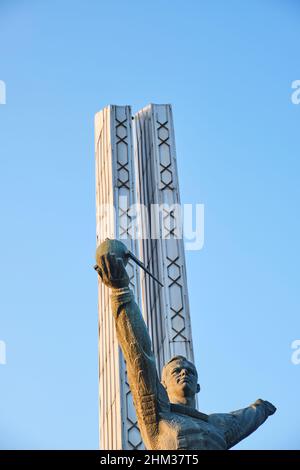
[97, 250, 276, 450]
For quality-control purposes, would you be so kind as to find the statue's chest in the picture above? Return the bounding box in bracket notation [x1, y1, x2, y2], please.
[159, 412, 227, 450]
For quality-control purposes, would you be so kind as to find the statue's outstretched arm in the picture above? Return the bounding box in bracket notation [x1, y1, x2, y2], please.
[218, 399, 276, 449]
[97, 253, 169, 444]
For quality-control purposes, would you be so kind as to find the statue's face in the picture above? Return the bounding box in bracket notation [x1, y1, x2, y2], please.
[163, 358, 200, 402]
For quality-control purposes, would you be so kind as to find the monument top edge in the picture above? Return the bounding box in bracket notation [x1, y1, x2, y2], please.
[94, 103, 173, 116]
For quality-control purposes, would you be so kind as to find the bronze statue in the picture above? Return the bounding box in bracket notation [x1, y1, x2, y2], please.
[95, 241, 276, 450]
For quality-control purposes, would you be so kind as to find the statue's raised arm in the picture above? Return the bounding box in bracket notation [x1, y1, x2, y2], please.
[96, 250, 169, 449]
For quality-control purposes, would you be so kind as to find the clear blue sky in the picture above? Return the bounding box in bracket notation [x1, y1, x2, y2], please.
[0, 0, 299, 450]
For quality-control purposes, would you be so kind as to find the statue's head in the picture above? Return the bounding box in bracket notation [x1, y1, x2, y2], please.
[161, 356, 200, 406]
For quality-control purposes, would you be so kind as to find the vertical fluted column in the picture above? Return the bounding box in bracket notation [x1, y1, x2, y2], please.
[134, 104, 195, 378]
[95, 105, 143, 449]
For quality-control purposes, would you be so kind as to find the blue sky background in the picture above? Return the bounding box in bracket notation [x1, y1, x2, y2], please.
[0, 0, 299, 449]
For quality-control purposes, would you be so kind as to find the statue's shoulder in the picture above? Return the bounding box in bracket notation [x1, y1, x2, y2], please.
[208, 412, 236, 428]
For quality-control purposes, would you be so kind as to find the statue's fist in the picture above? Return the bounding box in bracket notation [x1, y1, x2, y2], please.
[254, 398, 276, 416]
[263, 400, 277, 416]
[97, 253, 130, 289]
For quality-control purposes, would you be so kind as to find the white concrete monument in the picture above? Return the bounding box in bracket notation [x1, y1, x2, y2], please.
[95, 104, 194, 449]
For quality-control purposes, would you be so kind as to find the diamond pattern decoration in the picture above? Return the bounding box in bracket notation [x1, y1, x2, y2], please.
[119, 206, 132, 238]
[166, 255, 187, 341]
[157, 119, 174, 191]
[116, 122, 127, 140]
[126, 261, 135, 289]
[116, 116, 128, 142]
[117, 165, 130, 189]
[128, 425, 143, 449]
[161, 167, 173, 186]
[116, 116, 130, 189]
[167, 258, 181, 283]
[117, 142, 128, 166]
[163, 208, 176, 238]
[126, 388, 137, 424]
[158, 125, 169, 143]
[169, 283, 183, 312]
[125, 370, 143, 449]
[159, 143, 171, 168]
[171, 312, 185, 338]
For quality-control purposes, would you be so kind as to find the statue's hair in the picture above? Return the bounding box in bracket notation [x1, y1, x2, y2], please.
[161, 355, 197, 387]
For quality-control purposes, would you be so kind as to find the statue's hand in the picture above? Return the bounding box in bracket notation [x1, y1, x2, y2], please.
[97, 253, 130, 289]
[263, 400, 277, 416]
[254, 398, 276, 416]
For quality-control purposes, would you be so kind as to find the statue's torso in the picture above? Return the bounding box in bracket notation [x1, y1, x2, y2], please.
[143, 409, 229, 450]
[160, 411, 227, 450]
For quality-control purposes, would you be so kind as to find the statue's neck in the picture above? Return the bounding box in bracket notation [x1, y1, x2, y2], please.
[169, 396, 196, 408]
[170, 403, 208, 422]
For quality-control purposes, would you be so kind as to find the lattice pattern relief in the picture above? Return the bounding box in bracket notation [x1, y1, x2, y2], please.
[167, 255, 187, 341]
[125, 371, 143, 449]
[116, 114, 130, 189]
[134, 104, 194, 372]
[157, 118, 174, 191]
[114, 107, 143, 450]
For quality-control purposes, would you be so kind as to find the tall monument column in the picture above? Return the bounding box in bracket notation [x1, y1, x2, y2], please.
[134, 104, 194, 377]
[95, 105, 143, 450]
[95, 103, 195, 449]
